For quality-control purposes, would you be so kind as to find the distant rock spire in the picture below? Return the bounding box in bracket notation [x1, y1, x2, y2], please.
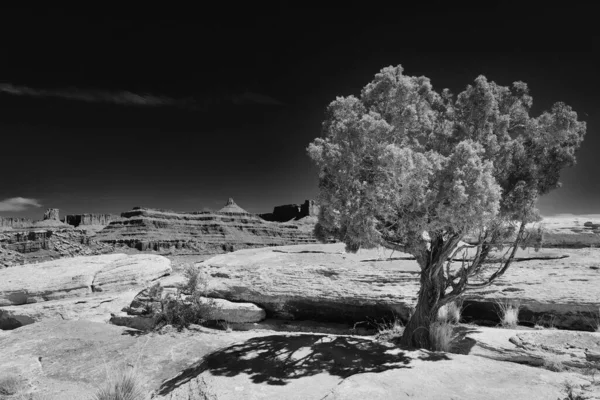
[219, 198, 249, 215]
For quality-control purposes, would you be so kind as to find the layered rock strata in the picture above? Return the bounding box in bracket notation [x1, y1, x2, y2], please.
[96, 198, 316, 254]
[65, 213, 116, 227]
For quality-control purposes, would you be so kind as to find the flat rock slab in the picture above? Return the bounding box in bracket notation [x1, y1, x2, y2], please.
[155, 331, 595, 400]
[456, 325, 600, 370]
[0, 253, 171, 306]
[200, 243, 420, 323]
[0, 320, 268, 399]
[199, 244, 600, 329]
[0, 291, 139, 330]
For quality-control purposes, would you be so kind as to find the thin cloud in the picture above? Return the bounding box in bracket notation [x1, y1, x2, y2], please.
[0, 197, 42, 212]
[0, 83, 283, 108]
[0, 83, 177, 107]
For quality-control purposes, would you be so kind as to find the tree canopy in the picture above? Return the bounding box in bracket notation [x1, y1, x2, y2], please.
[308, 65, 586, 347]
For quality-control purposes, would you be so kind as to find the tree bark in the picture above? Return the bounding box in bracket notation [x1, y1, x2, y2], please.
[400, 260, 444, 348]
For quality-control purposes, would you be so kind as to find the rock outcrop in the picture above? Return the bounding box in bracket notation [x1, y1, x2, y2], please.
[0, 217, 34, 229]
[96, 198, 316, 254]
[0, 253, 171, 329]
[65, 213, 116, 227]
[43, 208, 60, 221]
[197, 243, 600, 330]
[259, 199, 320, 222]
[2, 320, 595, 400]
[0, 228, 114, 267]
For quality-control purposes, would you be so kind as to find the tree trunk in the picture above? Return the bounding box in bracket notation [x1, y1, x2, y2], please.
[400, 261, 444, 349]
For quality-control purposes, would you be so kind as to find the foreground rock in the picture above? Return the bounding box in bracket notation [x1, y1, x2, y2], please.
[155, 330, 595, 400]
[199, 243, 600, 330]
[95, 198, 316, 254]
[0, 320, 262, 399]
[2, 320, 594, 400]
[456, 325, 600, 371]
[111, 279, 267, 330]
[0, 254, 171, 329]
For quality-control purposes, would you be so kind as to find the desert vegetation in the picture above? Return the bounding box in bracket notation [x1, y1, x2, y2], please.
[308, 64, 586, 349]
[90, 369, 146, 400]
[496, 300, 521, 328]
[155, 265, 215, 331]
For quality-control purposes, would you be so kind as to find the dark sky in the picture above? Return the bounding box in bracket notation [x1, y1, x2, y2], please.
[0, 4, 598, 218]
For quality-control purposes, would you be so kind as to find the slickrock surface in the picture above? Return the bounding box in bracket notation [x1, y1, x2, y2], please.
[96, 198, 316, 254]
[1, 320, 595, 400]
[0, 320, 263, 399]
[199, 243, 600, 329]
[538, 214, 600, 247]
[0, 254, 171, 329]
[155, 331, 595, 400]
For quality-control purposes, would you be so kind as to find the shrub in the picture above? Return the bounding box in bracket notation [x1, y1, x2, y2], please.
[155, 265, 215, 331]
[0, 374, 21, 396]
[496, 300, 521, 328]
[437, 301, 462, 324]
[90, 369, 146, 400]
[543, 357, 566, 372]
[429, 321, 457, 352]
[375, 318, 405, 342]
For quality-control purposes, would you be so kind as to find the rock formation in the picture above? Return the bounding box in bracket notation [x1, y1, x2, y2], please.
[259, 199, 320, 222]
[197, 243, 600, 330]
[95, 198, 316, 254]
[43, 208, 60, 221]
[0, 228, 113, 268]
[65, 213, 116, 227]
[0, 253, 171, 329]
[0, 217, 34, 229]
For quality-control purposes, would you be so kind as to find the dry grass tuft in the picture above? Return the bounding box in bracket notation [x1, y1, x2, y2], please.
[437, 301, 462, 324]
[0, 374, 22, 396]
[495, 299, 521, 328]
[429, 321, 457, 352]
[374, 318, 405, 342]
[90, 369, 146, 400]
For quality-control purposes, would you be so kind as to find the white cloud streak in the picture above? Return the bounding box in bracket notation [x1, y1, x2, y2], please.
[0, 83, 283, 108]
[0, 197, 42, 212]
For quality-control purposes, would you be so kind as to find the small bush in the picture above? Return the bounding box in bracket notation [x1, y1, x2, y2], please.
[496, 300, 521, 328]
[90, 369, 146, 400]
[543, 358, 566, 372]
[155, 265, 215, 331]
[375, 318, 405, 342]
[429, 321, 457, 352]
[0, 374, 21, 396]
[437, 301, 462, 324]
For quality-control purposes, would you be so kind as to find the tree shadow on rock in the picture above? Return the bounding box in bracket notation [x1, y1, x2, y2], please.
[157, 333, 445, 395]
[451, 325, 482, 355]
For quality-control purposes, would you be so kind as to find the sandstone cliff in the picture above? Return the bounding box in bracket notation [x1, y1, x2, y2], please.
[95, 198, 316, 254]
[259, 199, 320, 222]
[65, 213, 116, 227]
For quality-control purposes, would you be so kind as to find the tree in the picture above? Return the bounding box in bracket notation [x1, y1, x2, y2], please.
[307, 65, 586, 349]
